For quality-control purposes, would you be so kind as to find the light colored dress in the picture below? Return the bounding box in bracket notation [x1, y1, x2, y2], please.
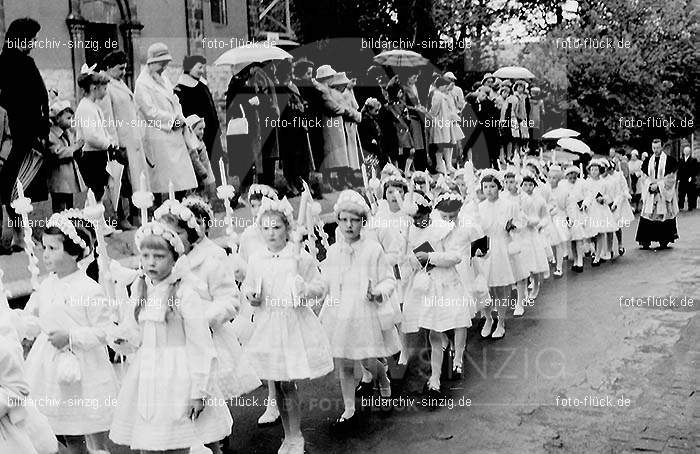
[520, 191, 552, 276]
[545, 181, 570, 246]
[401, 219, 473, 333]
[607, 171, 635, 228]
[20, 270, 117, 436]
[563, 179, 591, 241]
[187, 237, 261, 398]
[109, 275, 232, 450]
[500, 191, 531, 282]
[477, 197, 519, 288]
[319, 236, 400, 359]
[241, 244, 334, 381]
[0, 342, 37, 454]
[585, 177, 618, 234]
[232, 224, 267, 345]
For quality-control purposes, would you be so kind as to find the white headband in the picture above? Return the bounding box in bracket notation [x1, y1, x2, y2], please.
[135, 221, 185, 255]
[46, 212, 87, 250]
[434, 191, 463, 207]
[247, 184, 278, 203]
[334, 190, 370, 216]
[182, 196, 214, 222]
[154, 200, 202, 236]
[256, 196, 294, 227]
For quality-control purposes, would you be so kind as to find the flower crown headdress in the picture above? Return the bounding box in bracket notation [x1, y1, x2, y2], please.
[46, 212, 87, 250]
[247, 184, 278, 203]
[153, 200, 201, 236]
[135, 221, 185, 255]
[256, 196, 295, 226]
[333, 190, 370, 216]
[181, 195, 214, 222]
[402, 191, 432, 216]
[564, 166, 580, 176]
[479, 168, 502, 185]
[434, 191, 463, 206]
[380, 174, 408, 196]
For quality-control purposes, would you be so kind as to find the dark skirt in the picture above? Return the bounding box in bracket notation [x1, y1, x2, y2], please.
[635, 216, 678, 244]
[77, 150, 109, 200]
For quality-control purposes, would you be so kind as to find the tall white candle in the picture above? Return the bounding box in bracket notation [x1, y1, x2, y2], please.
[16, 180, 24, 199]
[140, 172, 147, 192]
[219, 158, 227, 187]
[168, 180, 175, 200]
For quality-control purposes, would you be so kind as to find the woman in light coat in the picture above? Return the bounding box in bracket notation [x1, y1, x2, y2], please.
[428, 77, 460, 174]
[134, 43, 196, 199]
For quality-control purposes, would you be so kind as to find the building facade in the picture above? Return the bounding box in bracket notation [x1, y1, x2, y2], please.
[0, 0, 248, 105]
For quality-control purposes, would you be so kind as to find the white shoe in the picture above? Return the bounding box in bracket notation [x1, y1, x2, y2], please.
[481, 317, 493, 337]
[258, 403, 280, 426]
[513, 304, 525, 317]
[286, 437, 305, 454]
[492, 322, 506, 338]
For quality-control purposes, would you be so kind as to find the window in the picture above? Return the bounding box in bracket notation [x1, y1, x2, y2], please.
[211, 0, 228, 24]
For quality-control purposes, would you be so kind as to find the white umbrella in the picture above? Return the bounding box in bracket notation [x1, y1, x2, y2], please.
[373, 49, 428, 67]
[214, 43, 292, 66]
[542, 128, 581, 139]
[557, 137, 592, 154]
[492, 66, 536, 79]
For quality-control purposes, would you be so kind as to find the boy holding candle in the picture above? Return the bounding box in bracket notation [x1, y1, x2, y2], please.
[184, 114, 216, 201]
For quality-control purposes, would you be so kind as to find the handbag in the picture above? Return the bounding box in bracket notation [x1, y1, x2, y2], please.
[226, 105, 248, 136]
[55, 338, 81, 385]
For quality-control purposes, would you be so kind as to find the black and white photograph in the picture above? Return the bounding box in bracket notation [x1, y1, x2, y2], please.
[0, 0, 698, 453]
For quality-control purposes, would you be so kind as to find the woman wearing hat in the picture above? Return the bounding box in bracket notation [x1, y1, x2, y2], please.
[428, 77, 460, 174]
[135, 43, 197, 201]
[99, 50, 147, 229]
[330, 71, 362, 173]
[175, 55, 224, 172]
[47, 100, 85, 213]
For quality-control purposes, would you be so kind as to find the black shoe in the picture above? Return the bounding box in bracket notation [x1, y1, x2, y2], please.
[591, 260, 601, 267]
[10, 244, 24, 253]
[331, 412, 358, 433]
[0, 245, 11, 256]
[354, 380, 374, 399]
[451, 364, 463, 380]
[618, 247, 625, 256]
[572, 265, 583, 273]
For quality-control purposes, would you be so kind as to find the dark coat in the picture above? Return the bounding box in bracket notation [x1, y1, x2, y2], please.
[641, 153, 678, 178]
[359, 112, 385, 164]
[0, 48, 50, 202]
[174, 74, 224, 169]
[677, 155, 698, 185]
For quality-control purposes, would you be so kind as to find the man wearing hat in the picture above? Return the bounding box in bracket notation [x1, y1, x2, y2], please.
[175, 54, 224, 177]
[47, 100, 85, 212]
[135, 43, 197, 201]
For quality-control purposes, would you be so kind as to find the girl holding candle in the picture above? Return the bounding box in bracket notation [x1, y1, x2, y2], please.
[319, 190, 400, 428]
[242, 197, 332, 454]
[109, 221, 232, 453]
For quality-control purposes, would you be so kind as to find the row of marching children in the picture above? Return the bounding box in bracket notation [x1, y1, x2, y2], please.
[0, 154, 634, 454]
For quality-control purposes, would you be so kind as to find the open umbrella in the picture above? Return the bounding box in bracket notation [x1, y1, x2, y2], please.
[542, 149, 579, 163]
[542, 128, 581, 139]
[373, 49, 428, 67]
[214, 43, 292, 66]
[10, 148, 44, 200]
[492, 66, 535, 79]
[557, 137, 592, 154]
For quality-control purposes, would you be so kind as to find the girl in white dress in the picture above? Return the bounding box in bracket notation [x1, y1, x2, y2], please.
[0, 341, 37, 454]
[604, 160, 635, 257]
[545, 166, 570, 277]
[319, 190, 400, 428]
[233, 184, 282, 427]
[500, 170, 530, 317]
[19, 213, 117, 454]
[477, 171, 519, 338]
[519, 174, 551, 299]
[242, 197, 333, 454]
[584, 159, 617, 266]
[562, 167, 589, 272]
[109, 221, 233, 453]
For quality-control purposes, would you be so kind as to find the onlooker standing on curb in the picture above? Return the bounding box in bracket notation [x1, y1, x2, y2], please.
[135, 43, 197, 202]
[99, 50, 146, 228]
[0, 18, 50, 254]
[678, 145, 698, 211]
[46, 100, 85, 212]
[175, 55, 225, 177]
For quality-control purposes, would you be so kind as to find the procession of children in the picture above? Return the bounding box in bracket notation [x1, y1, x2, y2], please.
[1, 154, 637, 454]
